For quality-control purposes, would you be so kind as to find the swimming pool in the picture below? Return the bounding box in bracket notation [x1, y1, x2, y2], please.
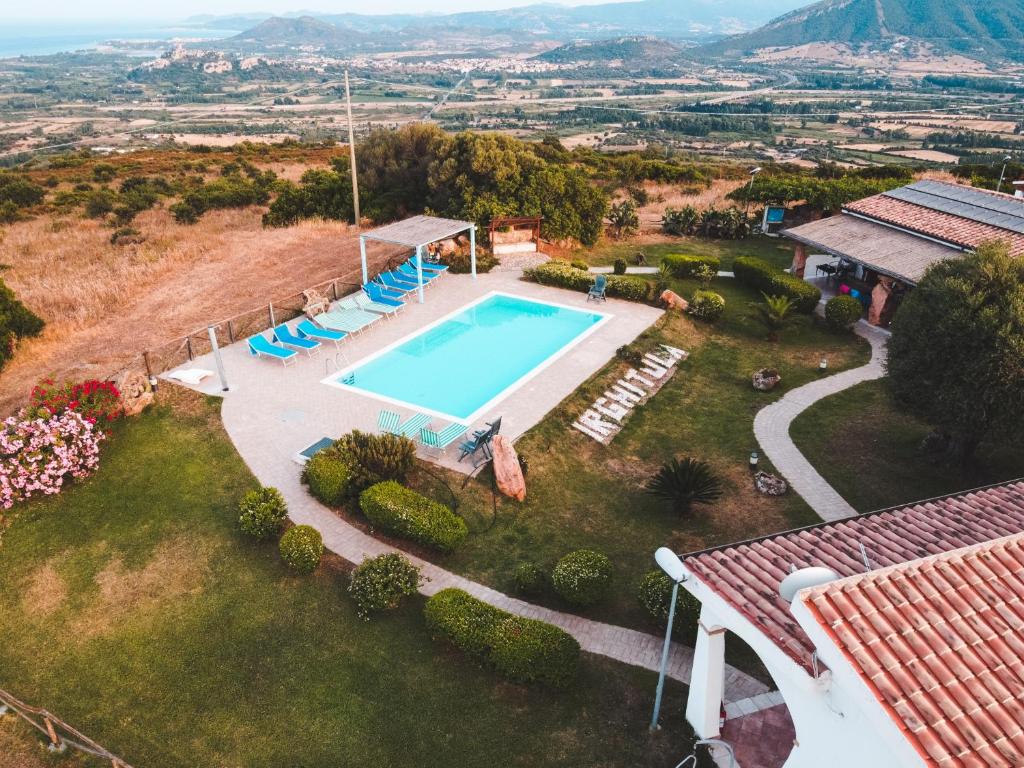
[324, 292, 609, 423]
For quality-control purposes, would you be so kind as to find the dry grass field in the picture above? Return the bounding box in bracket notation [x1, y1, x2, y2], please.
[0, 206, 402, 415]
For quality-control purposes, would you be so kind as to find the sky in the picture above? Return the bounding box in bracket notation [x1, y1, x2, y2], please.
[9, 0, 618, 20]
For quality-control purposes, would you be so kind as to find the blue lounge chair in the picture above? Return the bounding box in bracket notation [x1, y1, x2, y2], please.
[364, 282, 406, 308]
[396, 263, 440, 285]
[377, 272, 419, 293]
[409, 258, 448, 274]
[296, 319, 346, 348]
[353, 292, 402, 317]
[588, 274, 607, 302]
[418, 423, 467, 455]
[272, 324, 320, 356]
[364, 282, 404, 302]
[248, 334, 297, 365]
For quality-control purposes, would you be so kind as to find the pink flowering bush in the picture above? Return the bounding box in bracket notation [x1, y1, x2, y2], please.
[0, 409, 104, 509]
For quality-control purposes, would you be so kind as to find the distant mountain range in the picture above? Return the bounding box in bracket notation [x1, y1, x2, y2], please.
[190, 0, 808, 44]
[703, 0, 1024, 60]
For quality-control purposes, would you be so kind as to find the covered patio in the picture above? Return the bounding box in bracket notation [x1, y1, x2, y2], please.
[359, 215, 477, 304]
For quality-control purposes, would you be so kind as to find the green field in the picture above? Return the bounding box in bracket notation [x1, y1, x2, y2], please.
[0, 397, 696, 768]
[789, 379, 1024, 513]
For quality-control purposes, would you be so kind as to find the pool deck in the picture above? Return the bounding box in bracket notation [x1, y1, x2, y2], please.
[169, 270, 663, 474]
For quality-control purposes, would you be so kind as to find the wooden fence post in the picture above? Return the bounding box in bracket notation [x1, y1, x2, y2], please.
[44, 716, 60, 747]
[142, 351, 152, 379]
[227, 319, 234, 344]
[269, 303, 276, 328]
[186, 336, 193, 361]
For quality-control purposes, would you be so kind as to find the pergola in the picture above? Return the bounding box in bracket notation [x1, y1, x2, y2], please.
[358, 214, 477, 304]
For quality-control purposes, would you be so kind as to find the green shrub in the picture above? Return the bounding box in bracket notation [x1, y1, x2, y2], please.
[513, 562, 545, 595]
[570, 259, 589, 271]
[360, 481, 468, 552]
[335, 431, 416, 493]
[551, 549, 613, 607]
[689, 290, 725, 322]
[733, 256, 821, 314]
[637, 570, 701, 637]
[441, 251, 497, 274]
[615, 342, 644, 366]
[279, 525, 323, 574]
[302, 447, 353, 506]
[424, 588, 580, 687]
[524, 262, 648, 302]
[662, 253, 721, 278]
[238, 486, 288, 540]
[348, 553, 420, 619]
[825, 294, 863, 331]
[646, 457, 723, 516]
[612, 258, 627, 275]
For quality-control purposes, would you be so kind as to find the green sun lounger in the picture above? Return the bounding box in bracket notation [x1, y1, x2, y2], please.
[314, 306, 379, 334]
[418, 423, 467, 455]
[378, 411, 430, 438]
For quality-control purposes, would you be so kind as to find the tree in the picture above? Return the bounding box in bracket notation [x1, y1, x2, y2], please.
[0, 276, 44, 371]
[887, 240, 1024, 463]
[750, 293, 797, 341]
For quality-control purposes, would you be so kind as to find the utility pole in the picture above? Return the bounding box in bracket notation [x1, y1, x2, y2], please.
[344, 70, 361, 227]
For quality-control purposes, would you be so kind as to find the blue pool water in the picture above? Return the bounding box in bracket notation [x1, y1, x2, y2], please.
[333, 293, 606, 421]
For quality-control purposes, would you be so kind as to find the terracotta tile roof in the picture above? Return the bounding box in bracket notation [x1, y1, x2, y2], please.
[800, 534, 1024, 767]
[845, 195, 1024, 257]
[682, 480, 1024, 673]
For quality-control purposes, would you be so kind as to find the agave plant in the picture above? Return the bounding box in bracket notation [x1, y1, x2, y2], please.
[645, 457, 723, 516]
[751, 292, 797, 341]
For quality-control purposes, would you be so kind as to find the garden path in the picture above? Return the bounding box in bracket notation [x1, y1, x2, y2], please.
[753, 321, 890, 521]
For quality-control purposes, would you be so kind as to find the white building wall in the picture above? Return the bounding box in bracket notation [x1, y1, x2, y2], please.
[680, 568, 927, 768]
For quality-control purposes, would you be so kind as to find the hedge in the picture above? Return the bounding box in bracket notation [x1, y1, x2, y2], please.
[359, 481, 468, 553]
[662, 253, 720, 278]
[424, 588, 580, 687]
[523, 262, 649, 302]
[733, 256, 821, 314]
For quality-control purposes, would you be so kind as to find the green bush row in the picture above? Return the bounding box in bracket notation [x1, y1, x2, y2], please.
[662, 253, 721, 278]
[424, 588, 580, 687]
[732, 256, 821, 314]
[523, 261, 649, 302]
[359, 481, 468, 553]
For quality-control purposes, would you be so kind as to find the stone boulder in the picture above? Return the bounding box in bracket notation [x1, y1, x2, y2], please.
[491, 435, 526, 501]
[116, 369, 154, 417]
[437, 238, 459, 256]
[660, 290, 689, 312]
[752, 368, 781, 391]
[754, 471, 788, 496]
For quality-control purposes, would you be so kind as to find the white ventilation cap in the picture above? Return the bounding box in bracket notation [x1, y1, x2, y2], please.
[779, 567, 841, 603]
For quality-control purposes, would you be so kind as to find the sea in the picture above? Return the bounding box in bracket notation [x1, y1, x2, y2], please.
[0, 20, 237, 59]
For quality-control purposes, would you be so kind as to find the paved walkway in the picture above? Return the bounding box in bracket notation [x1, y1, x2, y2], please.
[753, 320, 890, 521]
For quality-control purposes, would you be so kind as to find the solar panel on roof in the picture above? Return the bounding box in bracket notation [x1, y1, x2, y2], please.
[884, 182, 1024, 235]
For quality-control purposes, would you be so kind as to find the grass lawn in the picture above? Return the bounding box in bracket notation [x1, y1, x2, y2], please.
[0, 396, 698, 768]
[574, 235, 795, 271]
[789, 379, 1024, 513]
[397, 273, 870, 668]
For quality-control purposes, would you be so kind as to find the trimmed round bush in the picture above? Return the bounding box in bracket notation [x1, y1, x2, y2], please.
[662, 253, 720, 278]
[489, 615, 580, 688]
[424, 588, 580, 687]
[551, 549, 613, 607]
[612, 258, 627, 275]
[349, 553, 420, 619]
[279, 525, 323, 574]
[302, 447, 352, 506]
[238, 486, 288, 540]
[360, 481, 468, 552]
[638, 570, 701, 637]
[513, 562, 545, 595]
[825, 294, 863, 331]
[689, 290, 725, 322]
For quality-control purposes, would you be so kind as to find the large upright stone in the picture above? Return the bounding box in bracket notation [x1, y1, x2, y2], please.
[491, 435, 526, 501]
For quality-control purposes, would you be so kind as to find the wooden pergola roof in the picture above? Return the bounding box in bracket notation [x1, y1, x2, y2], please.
[360, 215, 475, 248]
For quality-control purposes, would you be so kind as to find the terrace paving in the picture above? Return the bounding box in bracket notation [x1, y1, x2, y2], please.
[169, 269, 772, 702]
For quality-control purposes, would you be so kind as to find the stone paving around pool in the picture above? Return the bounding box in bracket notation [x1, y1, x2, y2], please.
[168, 270, 663, 474]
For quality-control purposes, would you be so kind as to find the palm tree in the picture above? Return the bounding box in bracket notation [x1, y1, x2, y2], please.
[751, 292, 797, 341]
[645, 457, 723, 516]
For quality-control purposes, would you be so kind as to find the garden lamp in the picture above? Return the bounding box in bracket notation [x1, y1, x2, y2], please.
[744, 167, 761, 214]
[749, 451, 759, 469]
[650, 547, 686, 731]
